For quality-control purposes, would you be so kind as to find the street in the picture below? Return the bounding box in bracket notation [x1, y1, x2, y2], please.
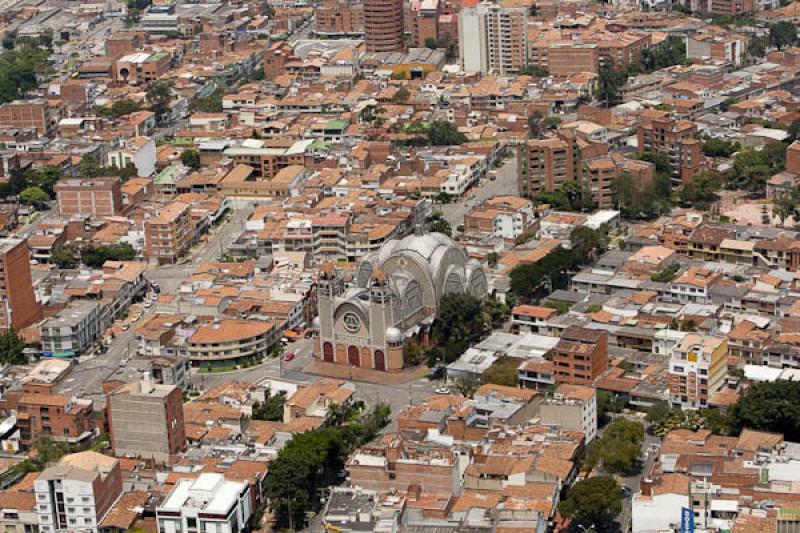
[440, 151, 519, 227]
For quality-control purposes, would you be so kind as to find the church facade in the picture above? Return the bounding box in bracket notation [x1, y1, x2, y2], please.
[313, 233, 488, 372]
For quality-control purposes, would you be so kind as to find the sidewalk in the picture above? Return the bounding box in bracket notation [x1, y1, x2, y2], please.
[303, 360, 425, 385]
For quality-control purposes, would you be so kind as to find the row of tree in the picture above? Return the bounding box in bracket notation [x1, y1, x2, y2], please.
[51, 243, 137, 269]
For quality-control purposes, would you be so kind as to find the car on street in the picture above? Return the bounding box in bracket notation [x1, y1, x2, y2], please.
[284, 352, 295, 362]
[435, 387, 451, 395]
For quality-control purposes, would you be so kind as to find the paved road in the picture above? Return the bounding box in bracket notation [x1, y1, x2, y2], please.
[193, 337, 441, 422]
[440, 152, 519, 228]
[55, 206, 252, 401]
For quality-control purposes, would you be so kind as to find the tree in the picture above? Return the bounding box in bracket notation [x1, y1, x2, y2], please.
[50, 245, 78, 269]
[146, 80, 173, 125]
[543, 116, 561, 130]
[646, 401, 675, 425]
[98, 98, 141, 119]
[425, 212, 452, 237]
[528, 111, 543, 139]
[483, 298, 510, 329]
[650, 263, 680, 283]
[595, 64, 628, 108]
[559, 476, 622, 532]
[730, 380, 800, 441]
[77, 155, 105, 179]
[570, 226, 608, 264]
[427, 120, 467, 146]
[789, 119, 800, 144]
[510, 246, 575, 300]
[680, 170, 722, 207]
[702, 138, 740, 158]
[0, 329, 26, 364]
[770, 21, 798, 50]
[252, 393, 286, 421]
[597, 390, 624, 426]
[403, 338, 423, 366]
[260, 0, 275, 17]
[729, 148, 773, 193]
[749, 35, 767, 58]
[181, 149, 201, 170]
[487, 252, 500, 268]
[189, 88, 223, 113]
[774, 189, 799, 227]
[431, 293, 485, 363]
[391, 87, 410, 103]
[481, 358, 519, 387]
[425, 37, 438, 49]
[19, 186, 49, 205]
[584, 418, 644, 475]
[81, 243, 137, 268]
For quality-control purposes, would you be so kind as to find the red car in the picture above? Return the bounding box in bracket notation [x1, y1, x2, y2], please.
[284, 352, 295, 362]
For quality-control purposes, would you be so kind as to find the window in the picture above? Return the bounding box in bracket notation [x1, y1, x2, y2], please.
[342, 312, 360, 333]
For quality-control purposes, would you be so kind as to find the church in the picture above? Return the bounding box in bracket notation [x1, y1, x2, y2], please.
[313, 232, 488, 372]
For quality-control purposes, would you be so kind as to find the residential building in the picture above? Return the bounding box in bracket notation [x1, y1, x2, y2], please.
[550, 326, 609, 386]
[463, 196, 535, 239]
[315, 0, 364, 36]
[529, 42, 599, 76]
[459, 4, 528, 75]
[156, 473, 252, 533]
[54, 177, 123, 218]
[107, 137, 157, 178]
[511, 305, 556, 334]
[411, 0, 439, 48]
[16, 394, 95, 449]
[39, 301, 106, 357]
[669, 334, 728, 409]
[539, 384, 598, 442]
[363, 0, 404, 52]
[144, 201, 192, 265]
[186, 319, 278, 367]
[0, 100, 55, 136]
[637, 116, 703, 185]
[0, 238, 41, 333]
[34, 452, 122, 533]
[107, 374, 186, 462]
[669, 267, 721, 304]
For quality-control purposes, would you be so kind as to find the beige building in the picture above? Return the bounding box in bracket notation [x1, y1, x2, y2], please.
[539, 384, 598, 442]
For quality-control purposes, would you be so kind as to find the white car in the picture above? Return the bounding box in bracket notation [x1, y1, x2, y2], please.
[435, 387, 451, 395]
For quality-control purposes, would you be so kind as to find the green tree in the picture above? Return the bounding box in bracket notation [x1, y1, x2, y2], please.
[559, 476, 622, 531]
[19, 186, 49, 205]
[569, 225, 608, 264]
[181, 149, 201, 170]
[730, 380, 800, 441]
[98, 98, 142, 119]
[528, 111, 543, 139]
[702, 138, 740, 158]
[481, 358, 519, 387]
[543, 116, 561, 130]
[650, 263, 681, 283]
[774, 189, 799, 226]
[595, 64, 628, 108]
[789, 119, 800, 143]
[0, 45, 51, 104]
[425, 37, 438, 49]
[252, 393, 286, 421]
[50, 245, 78, 269]
[487, 252, 500, 268]
[146, 80, 173, 125]
[0, 329, 26, 365]
[646, 401, 675, 425]
[425, 212, 452, 237]
[427, 120, 467, 146]
[729, 148, 772, 192]
[509, 246, 575, 300]
[189, 88, 223, 113]
[597, 390, 624, 426]
[81, 243, 137, 268]
[680, 170, 722, 207]
[748, 35, 767, 58]
[77, 155, 105, 179]
[391, 87, 410, 103]
[770, 21, 798, 50]
[431, 293, 485, 363]
[403, 338, 423, 366]
[483, 299, 510, 329]
[585, 418, 644, 475]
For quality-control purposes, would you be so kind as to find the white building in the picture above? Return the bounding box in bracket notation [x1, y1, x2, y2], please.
[107, 136, 157, 177]
[631, 474, 690, 533]
[156, 473, 252, 533]
[34, 452, 122, 533]
[458, 3, 528, 75]
[539, 384, 598, 442]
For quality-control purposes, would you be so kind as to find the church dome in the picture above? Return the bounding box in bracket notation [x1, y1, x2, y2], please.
[312, 316, 321, 331]
[385, 327, 403, 344]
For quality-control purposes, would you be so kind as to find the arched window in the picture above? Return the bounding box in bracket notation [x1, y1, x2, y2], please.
[374, 350, 385, 371]
[348, 346, 360, 367]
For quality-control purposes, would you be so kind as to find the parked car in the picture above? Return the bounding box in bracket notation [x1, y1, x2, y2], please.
[434, 387, 451, 395]
[284, 352, 295, 362]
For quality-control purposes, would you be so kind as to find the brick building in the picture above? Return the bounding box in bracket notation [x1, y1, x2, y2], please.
[54, 177, 123, 218]
[144, 201, 192, 264]
[637, 115, 703, 185]
[364, 0, 405, 52]
[0, 238, 41, 333]
[15, 394, 95, 449]
[315, 0, 364, 35]
[411, 0, 440, 48]
[550, 326, 609, 386]
[0, 100, 56, 136]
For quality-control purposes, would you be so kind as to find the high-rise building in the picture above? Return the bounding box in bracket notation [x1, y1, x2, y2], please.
[0, 238, 41, 333]
[669, 334, 728, 409]
[458, 4, 528, 75]
[364, 0, 405, 52]
[411, 0, 440, 48]
[34, 452, 122, 533]
[108, 373, 186, 463]
[637, 116, 703, 185]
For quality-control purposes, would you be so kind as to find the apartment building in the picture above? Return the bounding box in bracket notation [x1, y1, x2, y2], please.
[107, 374, 186, 462]
[144, 201, 192, 264]
[511, 305, 557, 334]
[0, 238, 41, 333]
[411, 0, 440, 48]
[529, 42, 599, 76]
[186, 319, 278, 367]
[34, 452, 122, 533]
[669, 334, 728, 409]
[539, 384, 598, 442]
[223, 140, 308, 180]
[669, 267, 722, 304]
[550, 326, 609, 386]
[315, 0, 364, 35]
[520, 137, 577, 198]
[16, 394, 95, 449]
[459, 4, 528, 75]
[54, 177, 123, 218]
[39, 301, 106, 357]
[114, 52, 171, 84]
[156, 473, 252, 533]
[107, 136, 157, 178]
[463, 195, 535, 239]
[637, 116, 703, 185]
[363, 0, 404, 52]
